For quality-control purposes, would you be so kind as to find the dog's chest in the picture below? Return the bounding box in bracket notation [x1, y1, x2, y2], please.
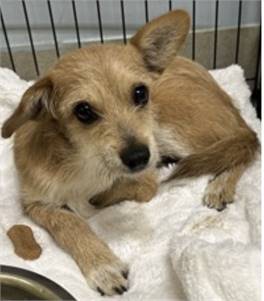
[63, 167, 114, 218]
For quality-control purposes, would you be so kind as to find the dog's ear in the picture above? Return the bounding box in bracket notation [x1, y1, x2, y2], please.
[130, 10, 190, 72]
[1, 77, 54, 138]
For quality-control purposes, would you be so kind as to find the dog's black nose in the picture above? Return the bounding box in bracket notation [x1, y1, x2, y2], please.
[120, 144, 150, 172]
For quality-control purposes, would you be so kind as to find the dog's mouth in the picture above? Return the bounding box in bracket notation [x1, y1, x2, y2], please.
[122, 162, 150, 175]
[127, 163, 149, 173]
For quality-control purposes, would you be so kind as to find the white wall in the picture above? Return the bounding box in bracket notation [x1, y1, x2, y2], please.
[0, 0, 261, 51]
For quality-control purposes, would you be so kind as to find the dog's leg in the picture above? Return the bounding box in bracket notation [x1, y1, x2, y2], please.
[90, 171, 158, 208]
[202, 165, 246, 211]
[24, 202, 128, 296]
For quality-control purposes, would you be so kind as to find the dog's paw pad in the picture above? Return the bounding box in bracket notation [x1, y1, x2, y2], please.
[87, 261, 129, 296]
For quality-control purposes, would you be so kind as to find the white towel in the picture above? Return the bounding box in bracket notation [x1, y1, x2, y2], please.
[0, 65, 260, 301]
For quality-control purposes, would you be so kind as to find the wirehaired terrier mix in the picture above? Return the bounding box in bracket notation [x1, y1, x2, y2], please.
[2, 10, 259, 296]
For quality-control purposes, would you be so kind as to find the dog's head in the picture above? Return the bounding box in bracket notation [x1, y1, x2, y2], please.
[1, 10, 189, 178]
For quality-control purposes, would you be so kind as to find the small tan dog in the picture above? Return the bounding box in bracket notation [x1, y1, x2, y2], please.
[1, 10, 259, 296]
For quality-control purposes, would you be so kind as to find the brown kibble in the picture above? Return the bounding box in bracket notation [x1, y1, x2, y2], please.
[7, 224, 42, 260]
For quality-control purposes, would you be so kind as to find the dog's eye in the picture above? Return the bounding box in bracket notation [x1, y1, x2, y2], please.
[73, 102, 99, 124]
[133, 85, 149, 106]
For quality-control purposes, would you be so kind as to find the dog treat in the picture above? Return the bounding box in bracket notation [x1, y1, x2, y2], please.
[7, 224, 42, 260]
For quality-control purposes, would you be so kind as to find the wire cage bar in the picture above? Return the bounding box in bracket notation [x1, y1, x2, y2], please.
[145, 0, 149, 23]
[71, 0, 81, 48]
[213, 0, 219, 69]
[120, 0, 127, 44]
[235, 0, 242, 64]
[1, 12, 16, 72]
[192, 0, 196, 61]
[169, 1, 172, 11]
[96, 0, 104, 44]
[47, 0, 60, 58]
[21, 0, 40, 76]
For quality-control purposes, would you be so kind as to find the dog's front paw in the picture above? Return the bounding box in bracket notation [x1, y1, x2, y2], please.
[203, 193, 227, 211]
[203, 175, 235, 211]
[86, 259, 129, 296]
[203, 189, 234, 211]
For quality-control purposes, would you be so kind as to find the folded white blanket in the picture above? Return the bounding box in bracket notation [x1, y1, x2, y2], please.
[0, 65, 261, 301]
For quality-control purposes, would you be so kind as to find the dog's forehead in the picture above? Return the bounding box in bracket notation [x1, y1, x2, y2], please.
[50, 44, 151, 108]
[54, 44, 145, 80]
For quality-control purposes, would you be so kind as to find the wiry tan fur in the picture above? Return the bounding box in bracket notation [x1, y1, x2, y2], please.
[1, 10, 259, 295]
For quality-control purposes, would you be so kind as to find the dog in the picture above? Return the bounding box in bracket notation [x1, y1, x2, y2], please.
[1, 10, 259, 296]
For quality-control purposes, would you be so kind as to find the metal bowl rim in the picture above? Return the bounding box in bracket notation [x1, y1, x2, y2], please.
[0, 265, 75, 300]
